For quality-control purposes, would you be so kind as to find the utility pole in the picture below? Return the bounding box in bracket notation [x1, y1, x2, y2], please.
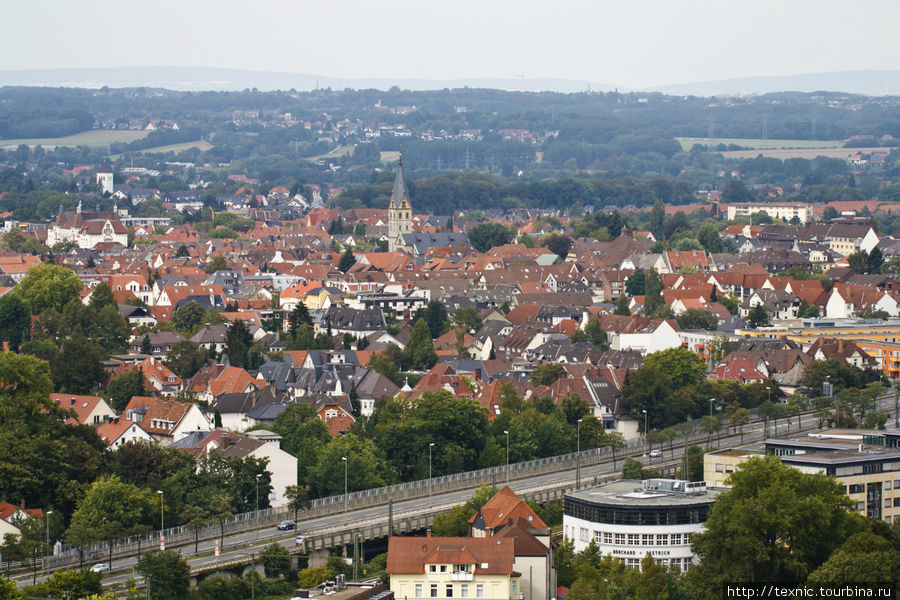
[388, 499, 393, 538]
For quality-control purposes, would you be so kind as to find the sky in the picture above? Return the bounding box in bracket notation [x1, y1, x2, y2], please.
[3, 0, 899, 89]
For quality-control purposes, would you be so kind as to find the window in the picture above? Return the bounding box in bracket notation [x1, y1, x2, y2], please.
[627, 534, 639, 546]
[886, 481, 893, 490]
[476, 584, 484, 598]
[715, 463, 723, 473]
[580, 527, 588, 542]
[683, 533, 692, 545]
[594, 531, 603, 543]
[657, 534, 668, 546]
[440, 565, 447, 573]
[429, 565, 437, 573]
[512, 581, 517, 596]
[603, 532, 613, 544]
[615, 533, 625, 545]
[460, 584, 468, 598]
[430, 584, 438, 598]
[671, 533, 682, 545]
[446, 584, 453, 597]
[849, 484, 865, 494]
[415, 584, 423, 598]
[893, 498, 900, 507]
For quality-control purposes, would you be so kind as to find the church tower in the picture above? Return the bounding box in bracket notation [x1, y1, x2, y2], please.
[388, 157, 413, 252]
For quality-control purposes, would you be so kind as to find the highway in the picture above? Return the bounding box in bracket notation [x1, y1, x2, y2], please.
[15, 396, 896, 590]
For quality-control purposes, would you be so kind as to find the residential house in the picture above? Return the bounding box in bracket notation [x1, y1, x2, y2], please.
[51, 393, 116, 427]
[124, 396, 211, 444]
[387, 536, 521, 600]
[170, 430, 297, 508]
[96, 418, 154, 450]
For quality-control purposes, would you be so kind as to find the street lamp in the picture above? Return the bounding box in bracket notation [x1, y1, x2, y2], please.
[428, 442, 435, 508]
[44, 510, 52, 573]
[156, 490, 164, 551]
[642, 409, 648, 452]
[342, 456, 348, 514]
[255, 474, 261, 539]
[576, 418, 583, 491]
[708, 398, 715, 419]
[503, 430, 510, 485]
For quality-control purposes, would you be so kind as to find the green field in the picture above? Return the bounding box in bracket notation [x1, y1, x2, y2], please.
[677, 137, 843, 151]
[114, 140, 213, 158]
[305, 144, 356, 162]
[380, 150, 401, 163]
[0, 129, 149, 149]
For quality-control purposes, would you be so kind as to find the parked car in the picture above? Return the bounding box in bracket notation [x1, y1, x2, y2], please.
[649, 449, 662, 458]
[90, 563, 110, 573]
[276, 519, 296, 530]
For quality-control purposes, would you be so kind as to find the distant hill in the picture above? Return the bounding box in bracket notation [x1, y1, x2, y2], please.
[0, 66, 616, 94]
[649, 70, 900, 97]
[2, 66, 900, 96]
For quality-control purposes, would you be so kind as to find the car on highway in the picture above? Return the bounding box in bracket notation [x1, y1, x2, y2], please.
[649, 449, 662, 458]
[276, 519, 296, 530]
[90, 563, 110, 573]
[295, 534, 305, 546]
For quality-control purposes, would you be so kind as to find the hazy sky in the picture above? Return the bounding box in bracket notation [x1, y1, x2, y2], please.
[4, 0, 899, 88]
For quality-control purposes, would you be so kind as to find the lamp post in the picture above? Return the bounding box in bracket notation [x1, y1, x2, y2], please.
[642, 409, 648, 452]
[44, 510, 52, 573]
[342, 456, 348, 514]
[156, 490, 164, 550]
[576, 418, 583, 491]
[428, 442, 435, 508]
[766, 386, 773, 436]
[503, 430, 510, 486]
[255, 474, 261, 539]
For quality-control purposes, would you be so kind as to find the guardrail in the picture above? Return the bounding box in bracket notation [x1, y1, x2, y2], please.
[26, 391, 898, 573]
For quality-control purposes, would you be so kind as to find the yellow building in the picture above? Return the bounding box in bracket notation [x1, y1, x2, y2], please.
[387, 536, 521, 600]
[704, 430, 900, 523]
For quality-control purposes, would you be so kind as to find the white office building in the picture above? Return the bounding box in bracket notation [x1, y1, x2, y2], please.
[563, 479, 721, 571]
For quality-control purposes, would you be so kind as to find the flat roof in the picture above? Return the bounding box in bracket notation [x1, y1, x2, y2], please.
[781, 448, 900, 466]
[707, 448, 763, 457]
[566, 479, 721, 508]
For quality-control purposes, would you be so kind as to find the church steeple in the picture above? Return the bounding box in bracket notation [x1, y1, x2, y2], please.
[390, 156, 409, 209]
[388, 155, 413, 253]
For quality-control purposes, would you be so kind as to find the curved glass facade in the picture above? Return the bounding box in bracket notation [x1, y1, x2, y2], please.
[564, 497, 711, 526]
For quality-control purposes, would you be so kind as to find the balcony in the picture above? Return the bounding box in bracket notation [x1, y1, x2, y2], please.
[450, 572, 474, 581]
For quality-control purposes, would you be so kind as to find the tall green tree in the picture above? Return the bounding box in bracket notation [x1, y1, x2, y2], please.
[105, 370, 146, 412]
[137, 550, 190, 600]
[691, 455, 856, 593]
[173, 301, 206, 333]
[414, 300, 450, 339]
[225, 319, 253, 368]
[467, 222, 514, 253]
[15, 263, 83, 314]
[338, 246, 356, 273]
[88, 282, 117, 311]
[403, 318, 438, 371]
[52, 335, 105, 393]
[0, 293, 30, 350]
[625, 268, 646, 296]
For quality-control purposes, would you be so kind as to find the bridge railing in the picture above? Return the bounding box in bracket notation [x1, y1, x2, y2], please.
[37, 392, 897, 572]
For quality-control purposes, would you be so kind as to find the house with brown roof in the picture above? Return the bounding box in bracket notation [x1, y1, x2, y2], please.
[96, 418, 154, 449]
[469, 485, 547, 537]
[50, 393, 117, 427]
[387, 536, 521, 600]
[0, 500, 44, 539]
[124, 396, 210, 443]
